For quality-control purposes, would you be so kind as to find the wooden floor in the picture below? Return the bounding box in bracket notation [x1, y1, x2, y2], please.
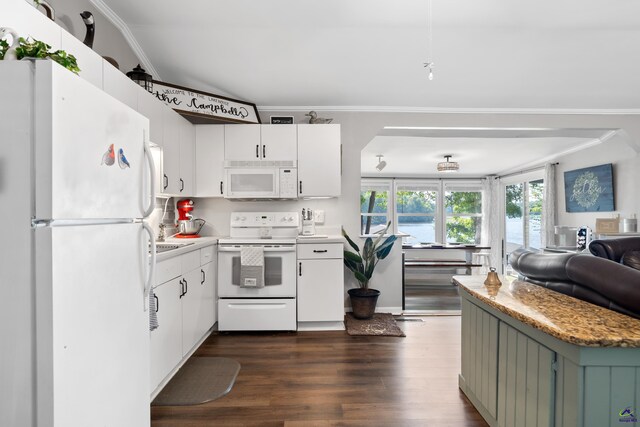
[151, 316, 488, 427]
[404, 284, 461, 311]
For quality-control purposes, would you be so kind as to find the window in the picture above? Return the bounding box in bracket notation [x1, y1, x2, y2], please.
[445, 186, 483, 244]
[505, 178, 544, 254]
[360, 180, 392, 235]
[395, 183, 439, 245]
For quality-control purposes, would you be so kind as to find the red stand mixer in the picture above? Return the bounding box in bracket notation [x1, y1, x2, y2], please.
[176, 199, 206, 238]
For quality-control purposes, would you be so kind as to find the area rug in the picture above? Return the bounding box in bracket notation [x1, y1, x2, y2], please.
[344, 313, 406, 337]
[152, 357, 241, 406]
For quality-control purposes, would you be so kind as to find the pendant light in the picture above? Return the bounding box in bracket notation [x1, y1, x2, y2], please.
[375, 155, 387, 171]
[423, 0, 435, 80]
[437, 155, 459, 173]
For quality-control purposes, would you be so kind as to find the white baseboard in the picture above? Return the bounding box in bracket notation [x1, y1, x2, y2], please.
[297, 321, 345, 331]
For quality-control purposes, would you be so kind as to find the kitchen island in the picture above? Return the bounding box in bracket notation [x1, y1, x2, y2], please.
[454, 275, 640, 427]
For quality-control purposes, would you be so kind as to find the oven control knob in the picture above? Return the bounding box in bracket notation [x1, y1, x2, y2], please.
[240, 216, 246, 221]
[287, 216, 294, 222]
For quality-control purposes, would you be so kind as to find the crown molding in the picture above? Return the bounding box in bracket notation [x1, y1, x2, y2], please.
[89, 0, 160, 79]
[257, 105, 640, 115]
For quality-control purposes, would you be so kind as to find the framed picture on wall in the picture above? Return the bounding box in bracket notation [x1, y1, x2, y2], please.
[564, 163, 615, 212]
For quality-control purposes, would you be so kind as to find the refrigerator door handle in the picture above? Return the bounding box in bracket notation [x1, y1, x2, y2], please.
[142, 222, 156, 311]
[142, 132, 156, 218]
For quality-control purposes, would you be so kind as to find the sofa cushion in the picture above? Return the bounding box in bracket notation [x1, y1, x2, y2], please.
[589, 237, 640, 262]
[510, 248, 576, 282]
[566, 254, 640, 317]
[621, 250, 640, 271]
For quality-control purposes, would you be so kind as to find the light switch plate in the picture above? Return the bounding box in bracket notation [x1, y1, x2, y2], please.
[314, 210, 325, 224]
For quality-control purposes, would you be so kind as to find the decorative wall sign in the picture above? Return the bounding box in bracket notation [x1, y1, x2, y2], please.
[564, 163, 615, 212]
[270, 116, 294, 124]
[152, 80, 261, 125]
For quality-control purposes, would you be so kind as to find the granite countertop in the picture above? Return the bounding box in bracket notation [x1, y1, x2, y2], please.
[453, 275, 640, 348]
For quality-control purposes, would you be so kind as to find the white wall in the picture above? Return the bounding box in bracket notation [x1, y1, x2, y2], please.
[196, 110, 640, 311]
[555, 132, 640, 230]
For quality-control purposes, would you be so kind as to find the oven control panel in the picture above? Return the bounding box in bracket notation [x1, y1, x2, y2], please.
[230, 212, 300, 228]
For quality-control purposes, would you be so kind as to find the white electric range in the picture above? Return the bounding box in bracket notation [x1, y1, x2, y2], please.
[217, 212, 300, 331]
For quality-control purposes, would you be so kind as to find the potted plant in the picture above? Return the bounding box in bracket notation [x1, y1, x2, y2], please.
[0, 29, 80, 74]
[342, 221, 397, 319]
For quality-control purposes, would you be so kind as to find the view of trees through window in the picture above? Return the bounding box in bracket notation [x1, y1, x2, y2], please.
[360, 190, 389, 234]
[396, 189, 438, 243]
[505, 179, 543, 254]
[445, 191, 482, 244]
[361, 181, 484, 245]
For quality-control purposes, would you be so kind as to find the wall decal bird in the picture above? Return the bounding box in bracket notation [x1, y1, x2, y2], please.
[0, 27, 19, 60]
[80, 11, 95, 49]
[118, 148, 130, 169]
[101, 144, 115, 166]
[305, 111, 333, 124]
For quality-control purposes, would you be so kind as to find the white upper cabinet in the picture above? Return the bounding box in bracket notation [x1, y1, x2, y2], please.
[102, 60, 138, 111]
[224, 125, 261, 161]
[195, 125, 225, 197]
[260, 125, 297, 161]
[297, 124, 341, 197]
[137, 90, 164, 145]
[161, 108, 181, 195]
[224, 124, 296, 162]
[60, 30, 103, 89]
[179, 117, 195, 196]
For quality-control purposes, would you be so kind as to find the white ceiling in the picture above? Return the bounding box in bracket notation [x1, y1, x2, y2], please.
[101, 0, 640, 110]
[361, 128, 618, 177]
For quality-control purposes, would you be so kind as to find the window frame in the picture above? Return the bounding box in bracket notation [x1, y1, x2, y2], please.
[360, 178, 393, 236]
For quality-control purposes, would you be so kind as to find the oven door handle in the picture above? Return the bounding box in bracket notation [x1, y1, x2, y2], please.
[218, 246, 296, 253]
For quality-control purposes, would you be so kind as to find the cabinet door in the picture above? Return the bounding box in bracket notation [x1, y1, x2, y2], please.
[297, 124, 341, 197]
[197, 261, 216, 337]
[150, 278, 182, 392]
[297, 258, 344, 322]
[60, 30, 103, 89]
[261, 125, 297, 161]
[137, 90, 164, 145]
[179, 118, 195, 195]
[496, 322, 555, 427]
[224, 124, 261, 161]
[196, 125, 225, 197]
[180, 268, 204, 357]
[162, 109, 181, 195]
[102, 60, 138, 110]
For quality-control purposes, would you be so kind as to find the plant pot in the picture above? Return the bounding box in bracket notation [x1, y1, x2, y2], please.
[348, 288, 380, 320]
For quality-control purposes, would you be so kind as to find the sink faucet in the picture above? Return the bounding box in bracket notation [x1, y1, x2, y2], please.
[157, 223, 166, 242]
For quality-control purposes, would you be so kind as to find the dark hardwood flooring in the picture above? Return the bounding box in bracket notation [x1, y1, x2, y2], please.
[151, 316, 487, 426]
[404, 284, 461, 311]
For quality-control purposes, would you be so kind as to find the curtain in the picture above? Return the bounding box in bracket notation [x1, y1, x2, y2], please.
[541, 163, 557, 248]
[482, 177, 503, 271]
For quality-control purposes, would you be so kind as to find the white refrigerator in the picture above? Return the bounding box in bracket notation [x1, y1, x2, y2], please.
[0, 60, 156, 427]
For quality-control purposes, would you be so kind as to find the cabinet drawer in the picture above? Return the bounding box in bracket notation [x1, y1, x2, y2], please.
[297, 243, 342, 259]
[182, 250, 201, 273]
[155, 256, 181, 286]
[200, 245, 215, 265]
[218, 299, 297, 331]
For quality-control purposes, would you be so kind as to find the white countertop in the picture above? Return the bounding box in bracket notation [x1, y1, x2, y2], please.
[155, 236, 219, 262]
[296, 235, 344, 244]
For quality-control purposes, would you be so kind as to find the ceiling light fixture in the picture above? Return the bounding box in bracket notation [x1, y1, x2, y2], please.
[437, 155, 459, 173]
[423, 0, 434, 80]
[376, 155, 387, 172]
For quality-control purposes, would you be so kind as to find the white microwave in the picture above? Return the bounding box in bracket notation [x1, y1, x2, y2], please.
[224, 165, 298, 199]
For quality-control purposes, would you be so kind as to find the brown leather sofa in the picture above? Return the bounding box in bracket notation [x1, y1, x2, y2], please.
[510, 240, 640, 319]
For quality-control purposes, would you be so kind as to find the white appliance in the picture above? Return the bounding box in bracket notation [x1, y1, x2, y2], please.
[218, 212, 300, 331]
[224, 162, 298, 199]
[0, 61, 155, 427]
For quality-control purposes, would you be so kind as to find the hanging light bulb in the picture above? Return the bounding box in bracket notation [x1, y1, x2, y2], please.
[423, 0, 435, 81]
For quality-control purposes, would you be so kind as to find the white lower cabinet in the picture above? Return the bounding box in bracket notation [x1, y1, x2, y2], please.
[149, 277, 182, 393]
[296, 242, 345, 329]
[150, 245, 216, 394]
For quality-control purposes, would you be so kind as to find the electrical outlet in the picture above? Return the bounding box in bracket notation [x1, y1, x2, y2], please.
[314, 210, 325, 224]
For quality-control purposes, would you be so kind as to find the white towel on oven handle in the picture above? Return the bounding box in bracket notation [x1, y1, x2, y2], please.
[240, 246, 265, 288]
